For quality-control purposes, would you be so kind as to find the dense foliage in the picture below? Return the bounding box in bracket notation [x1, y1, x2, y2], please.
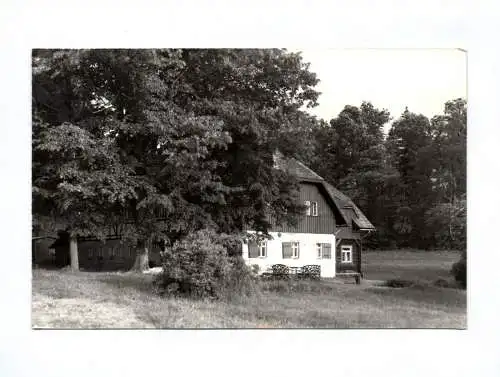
[304, 100, 466, 252]
[32, 49, 320, 270]
[32, 49, 466, 278]
[157, 229, 258, 299]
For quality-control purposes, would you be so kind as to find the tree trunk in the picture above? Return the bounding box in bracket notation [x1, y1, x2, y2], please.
[130, 245, 149, 273]
[69, 234, 79, 271]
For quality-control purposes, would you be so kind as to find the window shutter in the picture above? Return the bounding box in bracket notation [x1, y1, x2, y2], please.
[248, 242, 259, 258]
[282, 242, 292, 259]
[322, 243, 331, 259]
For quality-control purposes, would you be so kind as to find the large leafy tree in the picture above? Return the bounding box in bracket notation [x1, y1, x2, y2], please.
[426, 99, 467, 250]
[32, 50, 146, 269]
[175, 49, 320, 233]
[386, 108, 436, 248]
[307, 102, 391, 232]
[32, 49, 320, 270]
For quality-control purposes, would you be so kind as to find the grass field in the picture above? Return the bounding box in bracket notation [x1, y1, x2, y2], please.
[363, 249, 462, 283]
[32, 250, 466, 329]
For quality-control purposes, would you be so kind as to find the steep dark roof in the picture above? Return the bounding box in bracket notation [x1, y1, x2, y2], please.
[323, 183, 375, 230]
[274, 152, 323, 181]
[274, 151, 375, 231]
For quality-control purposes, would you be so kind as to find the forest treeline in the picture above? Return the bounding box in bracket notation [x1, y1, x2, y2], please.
[301, 99, 466, 250]
[32, 49, 466, 258]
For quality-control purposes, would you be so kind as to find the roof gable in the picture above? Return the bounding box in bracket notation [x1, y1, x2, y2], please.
[274, 151, 375, 231]
[273, 151, 323, 182]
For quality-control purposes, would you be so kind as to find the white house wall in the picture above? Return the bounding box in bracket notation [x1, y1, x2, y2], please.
[242, 231, 336, 278]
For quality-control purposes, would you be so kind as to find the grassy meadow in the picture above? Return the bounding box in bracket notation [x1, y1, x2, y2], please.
[32, 250, 466, 329]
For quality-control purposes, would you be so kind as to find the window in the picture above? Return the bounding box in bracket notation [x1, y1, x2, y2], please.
[311, 201, 318, 216]
[291, 242, 300, 258]
[341, 245, 353, 263]
[316, 243, 332, 259]
[304, 200, 311, 216]
[305, 201, 318, 216]
[249, 240, 267, 258]
[282, 242, 300, 259]
[258, 241, 267, 258]
[110, 246, 121, 259]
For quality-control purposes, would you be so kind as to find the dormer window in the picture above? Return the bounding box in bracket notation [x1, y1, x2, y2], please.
[305, 201, 318, 216]
[311, 201, 318, 216]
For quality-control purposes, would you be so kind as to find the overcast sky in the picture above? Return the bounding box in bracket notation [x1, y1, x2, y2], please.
[297, 49, 467, 132]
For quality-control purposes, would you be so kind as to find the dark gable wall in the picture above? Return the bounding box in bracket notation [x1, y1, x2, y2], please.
[273, 182, 336, 234]
[336, 239, 362, 273]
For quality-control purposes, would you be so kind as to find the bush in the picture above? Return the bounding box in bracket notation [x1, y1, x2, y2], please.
[433, 278, 457, 289]
[383, 279, 414, 288]
[451, 252, 466, 289]
[221, 256, 261, 300]
[250, 264, 260, 275]
[157, 229, 259, 300]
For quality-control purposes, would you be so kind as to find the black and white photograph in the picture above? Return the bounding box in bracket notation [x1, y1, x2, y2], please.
[31, 48, 467, 329]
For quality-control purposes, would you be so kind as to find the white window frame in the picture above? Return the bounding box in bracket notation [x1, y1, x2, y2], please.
[341, 245, 353, 263]
[304, 200, 311, 216]
[258, 240, 267, 258]
[311, 201, 318, 216]
[291, 241, 300, 259]
[316, 243, 332, 259]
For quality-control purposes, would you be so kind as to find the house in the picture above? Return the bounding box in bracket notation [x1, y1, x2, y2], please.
[32, 235, 57, 266]
[242, 152, 375, 278]
[50, 233, 163, 271]
[46, 152, 374, 274]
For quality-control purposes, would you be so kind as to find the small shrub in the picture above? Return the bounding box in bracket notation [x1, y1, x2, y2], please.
[384, 279, 414, 288]
[220, 256, 261, 301]
[433, 278, 457, 288]
[451, 252, 466, 289]
[250, 264, 260, 275]
[158, 229, 259, 300]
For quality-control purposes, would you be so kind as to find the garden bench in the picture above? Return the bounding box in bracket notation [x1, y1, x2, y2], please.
[271, 264, 290, 280]
[298, 265, 321, 280]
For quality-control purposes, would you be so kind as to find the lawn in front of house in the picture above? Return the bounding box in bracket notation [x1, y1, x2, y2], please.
[362, 249, 462, 283]
[32, 249, 466, 329]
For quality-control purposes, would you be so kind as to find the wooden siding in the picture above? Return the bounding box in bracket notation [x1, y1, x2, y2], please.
[335, 226, 362, 239]
[273, 182, 336, 234]
[335, 239, 361, 273]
